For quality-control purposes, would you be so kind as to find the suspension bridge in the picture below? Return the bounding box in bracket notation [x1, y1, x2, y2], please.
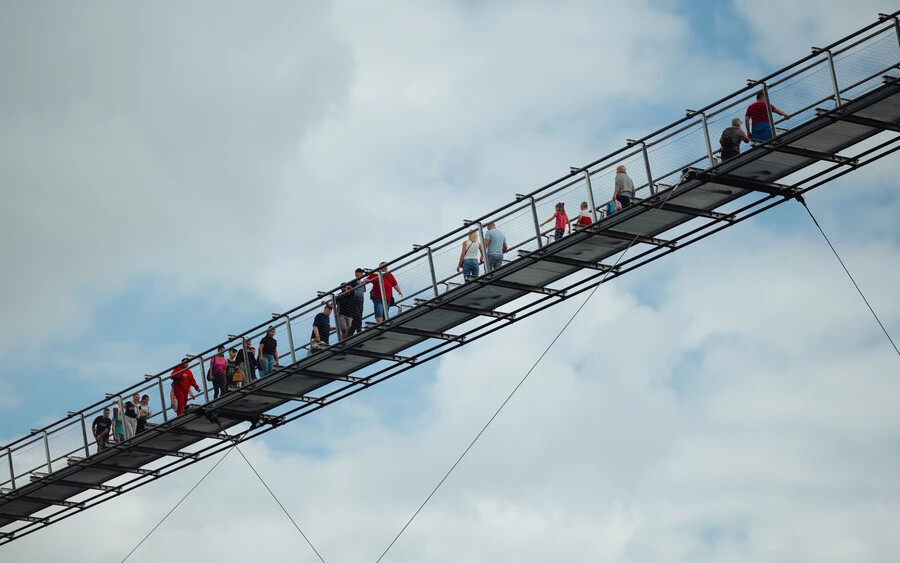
[1, 10, 899, 548]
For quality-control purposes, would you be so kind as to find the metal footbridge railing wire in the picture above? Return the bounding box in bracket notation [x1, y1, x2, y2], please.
[0, 10, 899, 546]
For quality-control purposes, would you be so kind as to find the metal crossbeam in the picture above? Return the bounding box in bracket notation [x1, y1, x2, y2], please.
[298, 370, 365, 384]
[636, 201, 735, 222]
[0, 513, 44, 524]
[774, 144, 859, 165]
[700, 173, 800, 198]
[129, 446, 198, 460]
[76, 462, 158, 477]
[337, 349, 417, 364]
[434, 303, 515, 319]
[838, 114, 900, 133]
[533, 254, 621, 272]
[168, 427, 231, 440]
[383, 325, 465, 342]
[595, 229, 676, 248]
[249, 389, 323, 404]
[488, 279, 565, 296]
[47, 480, 118, 493]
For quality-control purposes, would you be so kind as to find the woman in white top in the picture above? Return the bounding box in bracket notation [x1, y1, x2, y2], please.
[457, 230, 484, 280]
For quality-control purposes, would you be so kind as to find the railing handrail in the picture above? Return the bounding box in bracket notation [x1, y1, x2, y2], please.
[1, 10, 897, 461]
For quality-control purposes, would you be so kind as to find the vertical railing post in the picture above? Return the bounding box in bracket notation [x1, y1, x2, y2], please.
[583, 170, 598, 223]
[760, 83, 777, 140]
[528, 197, 543, 248]
[157, 377, 168, 422]
[640, 142, 655, 196]
[814, 48, 842, 107]
[475, 221, 488, 273]
[79, 414, 90, 457]
[377, 271, 390, 321]
[891, 14, 900, 50]
[697, 112, 716, 166]
[196, 358, 210, 404]
[425, 247, 439, 297]
[283, 315, 297, 363]
[42, 431, 52, 473]
[7, 448, 15, 489]
[330, 293, 341, 343]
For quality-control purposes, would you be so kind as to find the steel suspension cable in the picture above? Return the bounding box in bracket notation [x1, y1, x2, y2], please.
[375, 184, 680, 563]
[120, 449, 234, 563]
[798, 195, 900, 357]
[217, 423, 328, 563]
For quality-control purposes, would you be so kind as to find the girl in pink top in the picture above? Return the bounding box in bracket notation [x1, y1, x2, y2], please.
[541, 202, 570, 241]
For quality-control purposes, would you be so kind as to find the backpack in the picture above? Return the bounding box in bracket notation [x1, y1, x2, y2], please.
[720, 127, 740, 151]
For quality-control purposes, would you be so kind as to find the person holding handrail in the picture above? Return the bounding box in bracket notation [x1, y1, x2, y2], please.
[170, 358, 199, 416]
[457, 230, 484, 280]
[541, 202, 570, 241]
[365, 262, 403, 322]
[720, 117, 751, 160]
[612, 165, 635, 209]
[746, 92, 789, 141]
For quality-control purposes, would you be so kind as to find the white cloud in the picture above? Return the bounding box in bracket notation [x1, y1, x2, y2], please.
[1, 1, 900, 562]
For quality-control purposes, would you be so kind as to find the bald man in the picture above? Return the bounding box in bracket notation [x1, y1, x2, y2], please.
[612, 165, 635, 209]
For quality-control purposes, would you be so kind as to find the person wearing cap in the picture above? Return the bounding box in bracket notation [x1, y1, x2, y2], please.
[335, 280, 362, 338]
[169, 358, 199, 416]
[365, 262, 403, 323]
[720, 117, 751, 160]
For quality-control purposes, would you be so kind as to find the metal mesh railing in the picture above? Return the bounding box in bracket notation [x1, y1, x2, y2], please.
[2, 12, 898, 494]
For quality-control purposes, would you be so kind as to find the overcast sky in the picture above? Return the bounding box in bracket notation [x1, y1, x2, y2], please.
[1, 1, 899, 562]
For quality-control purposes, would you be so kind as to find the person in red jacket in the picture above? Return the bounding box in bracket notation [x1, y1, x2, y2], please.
[170, 358, 200, 416]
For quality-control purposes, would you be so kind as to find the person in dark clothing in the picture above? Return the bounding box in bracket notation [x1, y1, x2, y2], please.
[309, 303, 333, 355]
[335, 281, 362, 338]
[137, 395, 151, 433]
[209, 345, 228, 399]
[353, 268, 366, 332]
[258, 327, 279, 375]
[225, 348, 237, 389]
[235, 339, 260, 383]
[720, 117, 751, 160]
[92, 408, 112, 453]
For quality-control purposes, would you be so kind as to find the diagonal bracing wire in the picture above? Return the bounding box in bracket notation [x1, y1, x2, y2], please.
[374, 184, 681, 563]
[121, 449, 234, 563]
[120, 423, 328, 563]
[798, 195, 900, 357]
[218, 424, 328, 563]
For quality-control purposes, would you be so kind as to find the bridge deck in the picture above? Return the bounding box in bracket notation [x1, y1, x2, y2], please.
[1, 12, 898, 544]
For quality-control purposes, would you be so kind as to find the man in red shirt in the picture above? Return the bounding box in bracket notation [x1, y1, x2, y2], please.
[170, 358, 200, 416]
[366, 262, 403, 322]
[745, 92, 789, 141]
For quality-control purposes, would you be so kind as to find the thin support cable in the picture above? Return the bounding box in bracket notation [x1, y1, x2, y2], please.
[798, 196, 900, 357]
[121, 449, 234, 563]
[217, 423, 328, 563]
[375, 187, 680, 563]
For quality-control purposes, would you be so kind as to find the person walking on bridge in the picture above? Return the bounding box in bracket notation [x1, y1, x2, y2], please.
[720, 118, 751, 160]
[541, 202, 570, 241]
[366, 262, 403, 323]
[484, 222, 507, 271]
[170, 358, 199, 416]
[613, 165, 635, 209]
[746, 91, 789, 141]
[209, 345, 228, 399]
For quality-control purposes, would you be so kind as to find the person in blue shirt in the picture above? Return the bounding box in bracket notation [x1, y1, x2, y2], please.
[483, 222, 507, 272]
[310, 303, 333, 354]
